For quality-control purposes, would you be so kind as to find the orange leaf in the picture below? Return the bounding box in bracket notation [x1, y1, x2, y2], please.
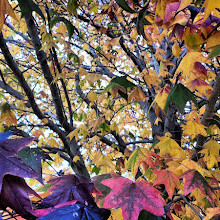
[153, 169, 180, 198]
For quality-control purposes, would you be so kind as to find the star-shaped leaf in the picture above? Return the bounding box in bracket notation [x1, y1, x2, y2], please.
[0, 137, 38, 191]
[153, 169, 180, 198]
[102, 177, 165, 220]
[180, 169, 214, 206]
[165, 83, 198, 113]
[126, 147, 160, 175]
[0, 175, 41, 219]
[42, 174, 95, 207]
[38, 204, 111, 220]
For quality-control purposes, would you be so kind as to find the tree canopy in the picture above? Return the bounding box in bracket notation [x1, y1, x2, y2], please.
[0, 0, 220, 219]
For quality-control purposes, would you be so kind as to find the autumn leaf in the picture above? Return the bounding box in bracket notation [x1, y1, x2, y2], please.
[0, 0, 17, 30]
[155, 136, 186, 159]
[199, 140, 220, 169]
[102, 177, 165, 220]
[153, 169, 180, 198]
[165, 83, 198, 113]
[182, 120, 207, 139]
[0, 175, 41, 219]
[202, 0, 220, 21]
[126, 147, 160, 175]
[18, 147, 52, 182]
[0, 102, 17, 126]
[180, 170, 214, 205]
[0, 137, 38, 191]
[42, 174, 95, 207]
[38, 204, 111, 220]
[175, 52, 207, 79]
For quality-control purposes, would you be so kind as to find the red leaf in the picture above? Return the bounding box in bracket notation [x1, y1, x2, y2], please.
[102, 177, 165, 220]
[153, 169, 180, 198]
[181, 170, 214, 206]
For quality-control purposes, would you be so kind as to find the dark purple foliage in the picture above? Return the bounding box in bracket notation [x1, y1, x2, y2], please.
[0, 175, 40, 220]
[43, 175, 95, 207]
[0, 137, 38, 190]
[38, 204, 111, 220]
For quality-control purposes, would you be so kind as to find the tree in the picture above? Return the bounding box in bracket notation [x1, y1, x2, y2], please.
[0, 0, 219, 219]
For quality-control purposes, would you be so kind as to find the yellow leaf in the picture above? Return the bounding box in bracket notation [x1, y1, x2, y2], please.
[177, 0, 192, 12]
[175, 52, 207, 79]
[108, 208, 123, 220]
[84, 74, 106, 85]
[155, 136, 186, 159]
[176, 159, 211, 177]
[87, 91, 98, 102]
[202, 0, 220, 21]
[47, 138, 58, 147]
[110, 122, 119, 135]
[41, 118, 49, 125]
[0, 102, 17, 126]
[143, 69, 160, 88]
[182, 121, 207, 139]
[153, 85, 171, 111]
[206, 32, 220, 49]
[128, 87, 146, 102]
[0, 0, 17, 30]
[67, 129, 78, 141]
[172, 43, 182, 58]
[73, 155, 80, 163]
[199, 140, 220, 169]
[38, 138, 46, 147]
[32, 130, 44, 139]
[83, 43, 89, 51]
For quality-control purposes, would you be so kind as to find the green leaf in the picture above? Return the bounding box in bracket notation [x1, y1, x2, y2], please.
[18, 147, 52, 182]
[208, 44, 220, 58]
[49, 17, 77, 39]
[138, 210, 159, 220]
[111, 76, 136, 89]
[115, 0, 137, 13]
[17, 0, 45, 20]
[165, 83, 198, 113]
[67, 0, 79, 15]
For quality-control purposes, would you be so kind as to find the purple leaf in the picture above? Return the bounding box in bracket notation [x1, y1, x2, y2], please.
[38, 204, 111, 220]
[0, 132, 13, 144]
[0, 137, 38, 190]
[42, 175, 95, 207]
[0, 175, 41, 219]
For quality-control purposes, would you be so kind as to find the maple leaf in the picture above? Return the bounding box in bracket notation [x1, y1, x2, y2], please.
[0, 137, 38, 191]
[0, 0, 17, 30]
[182, 120, 207, 139]
[199, 140, 220, 169]
[180, 169, 214, 206]
[175, 52, 207, 79]
[153, 169, 180, 198]
[38, 204, 111, 220]
[165, 83, 198, 113]
[202, 0, 220, 21]
[0, 131, 13, 144]
[18, 147, 52, 182]
[102, 177, 165, 220]
[155, 136, 186, 159]
[42, 174, 95, 207]
[0, 175, 41, 219]
[0, 102, 17, 126]
[126, 147, 160, 175]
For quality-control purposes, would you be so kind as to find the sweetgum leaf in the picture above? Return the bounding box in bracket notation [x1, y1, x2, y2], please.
[165, 83, 198, 113]
[17, 0, 45, 20]
[42, 174, 95, 207]
[18, 147, 52, 182]
[50, 17, 77, 39]
[0, 137, 38, 190]
[0, 131, 13, 144]
[0, 175, 40, 220]
[102, 177, 165, 220]
[181, 169, 214, 206]
[39, 204, 111, 220]
[115, 0, 137, 13]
